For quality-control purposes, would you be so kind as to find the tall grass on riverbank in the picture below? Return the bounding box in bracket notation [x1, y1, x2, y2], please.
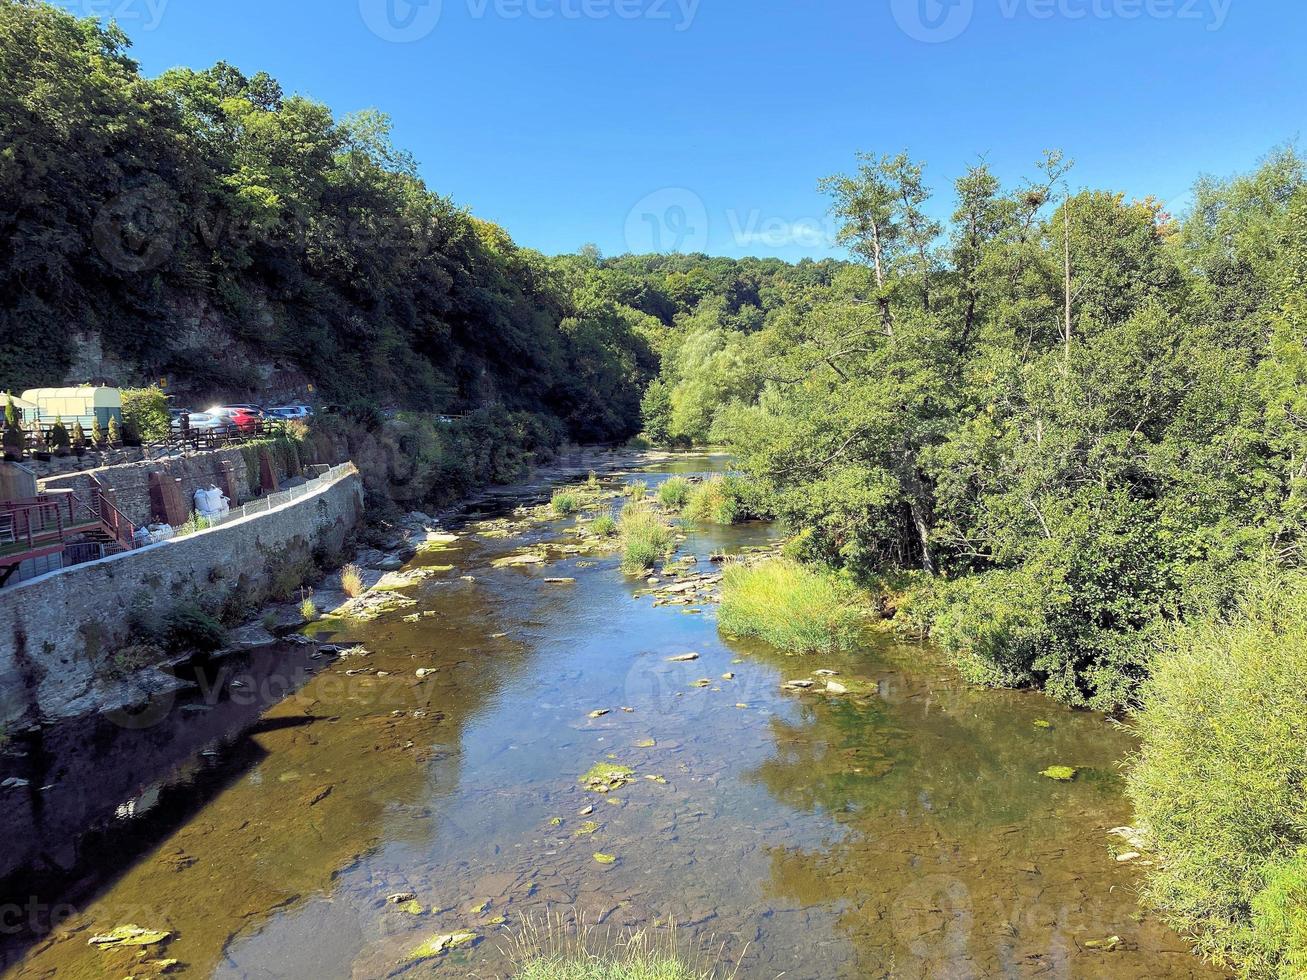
[718, 559, 865, 653]
[618, 501, 675, 574]
[508, 913, 731, 980]
[1126, 568, 1307, 979]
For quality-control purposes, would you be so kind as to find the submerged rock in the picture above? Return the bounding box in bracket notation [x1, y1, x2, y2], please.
[407, 931, 477, 962]
[87, 925, 171, 949]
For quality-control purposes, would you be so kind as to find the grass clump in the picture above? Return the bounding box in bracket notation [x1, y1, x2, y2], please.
[591, 513, 618, 538]
[299, 592, 319, 622]
[509, 912, 727, 980]
[552, 489, 580, 516]
[340, 563, 365, 598]
[618, 503, 675, 574]
[683, 475, 763, 525]
[624, 480, 649, 501]
[718, 558, 864, 654]
[1126, 568, 1307, 978]
[656, 476, 691, 511]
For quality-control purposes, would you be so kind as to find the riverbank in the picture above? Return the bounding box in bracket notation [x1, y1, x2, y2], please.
[1, 454, 1222, 979]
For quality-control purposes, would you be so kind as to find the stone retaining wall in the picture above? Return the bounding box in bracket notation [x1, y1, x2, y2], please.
[0, 465, 363, 723]
[40, 446, 264, 528]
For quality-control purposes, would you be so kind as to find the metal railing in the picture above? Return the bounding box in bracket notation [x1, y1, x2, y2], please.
[190, 462, 357, 532]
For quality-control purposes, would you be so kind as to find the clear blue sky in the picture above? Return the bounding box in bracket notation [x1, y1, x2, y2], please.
[59, 0, 1306, 260]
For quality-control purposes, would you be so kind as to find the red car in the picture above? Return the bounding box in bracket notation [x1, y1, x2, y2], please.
[207, 407, 262, 434]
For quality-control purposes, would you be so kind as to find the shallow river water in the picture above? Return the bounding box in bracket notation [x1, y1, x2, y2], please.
[1, 456, 1222, 979]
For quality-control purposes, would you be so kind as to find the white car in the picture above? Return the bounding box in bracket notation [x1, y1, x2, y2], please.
[171, 412, 235, 435]
[268, 405, 313, 420]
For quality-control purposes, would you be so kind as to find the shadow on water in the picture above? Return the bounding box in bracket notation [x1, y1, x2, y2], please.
[0, 644, 329, 969]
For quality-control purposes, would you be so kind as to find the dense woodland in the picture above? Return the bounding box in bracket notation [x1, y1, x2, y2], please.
[3, 0, 1306, 975]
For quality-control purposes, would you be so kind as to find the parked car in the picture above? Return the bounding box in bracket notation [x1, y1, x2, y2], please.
[171, 412, 236, 436]
[206, 407, 262, 433]
[267, 405, 313, 420]
[223, 403, 267, 418]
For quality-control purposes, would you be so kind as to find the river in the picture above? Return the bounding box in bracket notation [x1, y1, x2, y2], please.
[0, 455, 1221, 978]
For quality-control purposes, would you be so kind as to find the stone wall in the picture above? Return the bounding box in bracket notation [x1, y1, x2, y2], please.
[0, 465, 363, 723]
[40, 446, 264, 528]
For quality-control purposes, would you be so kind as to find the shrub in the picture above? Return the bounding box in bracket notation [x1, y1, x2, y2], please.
[70, 421, 86, 452]
[591, 513, 618, 537]
[1126, 569, 1307, 978]
[718, 558, 865, 653]
[618, 502, 674, 574]
[551, 489, 580, 516]
[299, 595, 318, 622]
[164, 603, 227, 653]
[48, 417, 69, 452]
[90, 417, 104, 447]
[656, 476, 691, 511]
[107, 416, 121, 446]
[624, 480, 649, 501]
[121, 386, 170, 443]
[684, 475, 766, 525]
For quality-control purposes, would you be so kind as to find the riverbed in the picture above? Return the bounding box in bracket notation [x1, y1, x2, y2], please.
[0, 455, 1221, 978]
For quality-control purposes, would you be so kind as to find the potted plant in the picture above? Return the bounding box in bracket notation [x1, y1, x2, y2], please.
[29, 423, 50, 461]
[49, 418, 71, 457]
[91, 417, 105, 450]
[71, 421, 87, 456]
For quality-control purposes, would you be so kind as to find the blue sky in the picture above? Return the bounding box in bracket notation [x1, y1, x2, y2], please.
[60, 0, 1306, 259]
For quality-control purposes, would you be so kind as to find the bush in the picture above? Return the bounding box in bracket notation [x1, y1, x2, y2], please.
[551, 489, 580, 516]
[341, 563, 364, 598]
[1126, 569, 1307, 978]
[684, 474, 766, 525]
[910, 570, 1046, 689]
[624, 480, 649, 501]
[719, 558, 865, 654]
[656, 476, 691, 510]
[591, 513, 618, 537]
[618, 502, 674, 574]
[1251, 852, 1307, 979]
[121, 386, 170, 443]
[164, 603, 227, 653]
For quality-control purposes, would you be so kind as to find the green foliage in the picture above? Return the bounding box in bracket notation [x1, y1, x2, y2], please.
[48, 418, 69, 450]
[0, 2, 650, 443]
[590, 514, 618, 538]
[3, 396, 15, 427]
[70, 420, 86, 451]
[656, 476, 691, 510]
[551, 489, 580, 516]
[1251, 853, 1307, 979]
[107, 416, 120, 446]
[718, 559, 865, 654]
[1127, 569, 1307, 978]
[121, 386, 170, 443]
[683, 475, 766, 526]
[90, 417, 104, 446]
[618, 502, 674, 573]
[164, 603, 227, 652]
